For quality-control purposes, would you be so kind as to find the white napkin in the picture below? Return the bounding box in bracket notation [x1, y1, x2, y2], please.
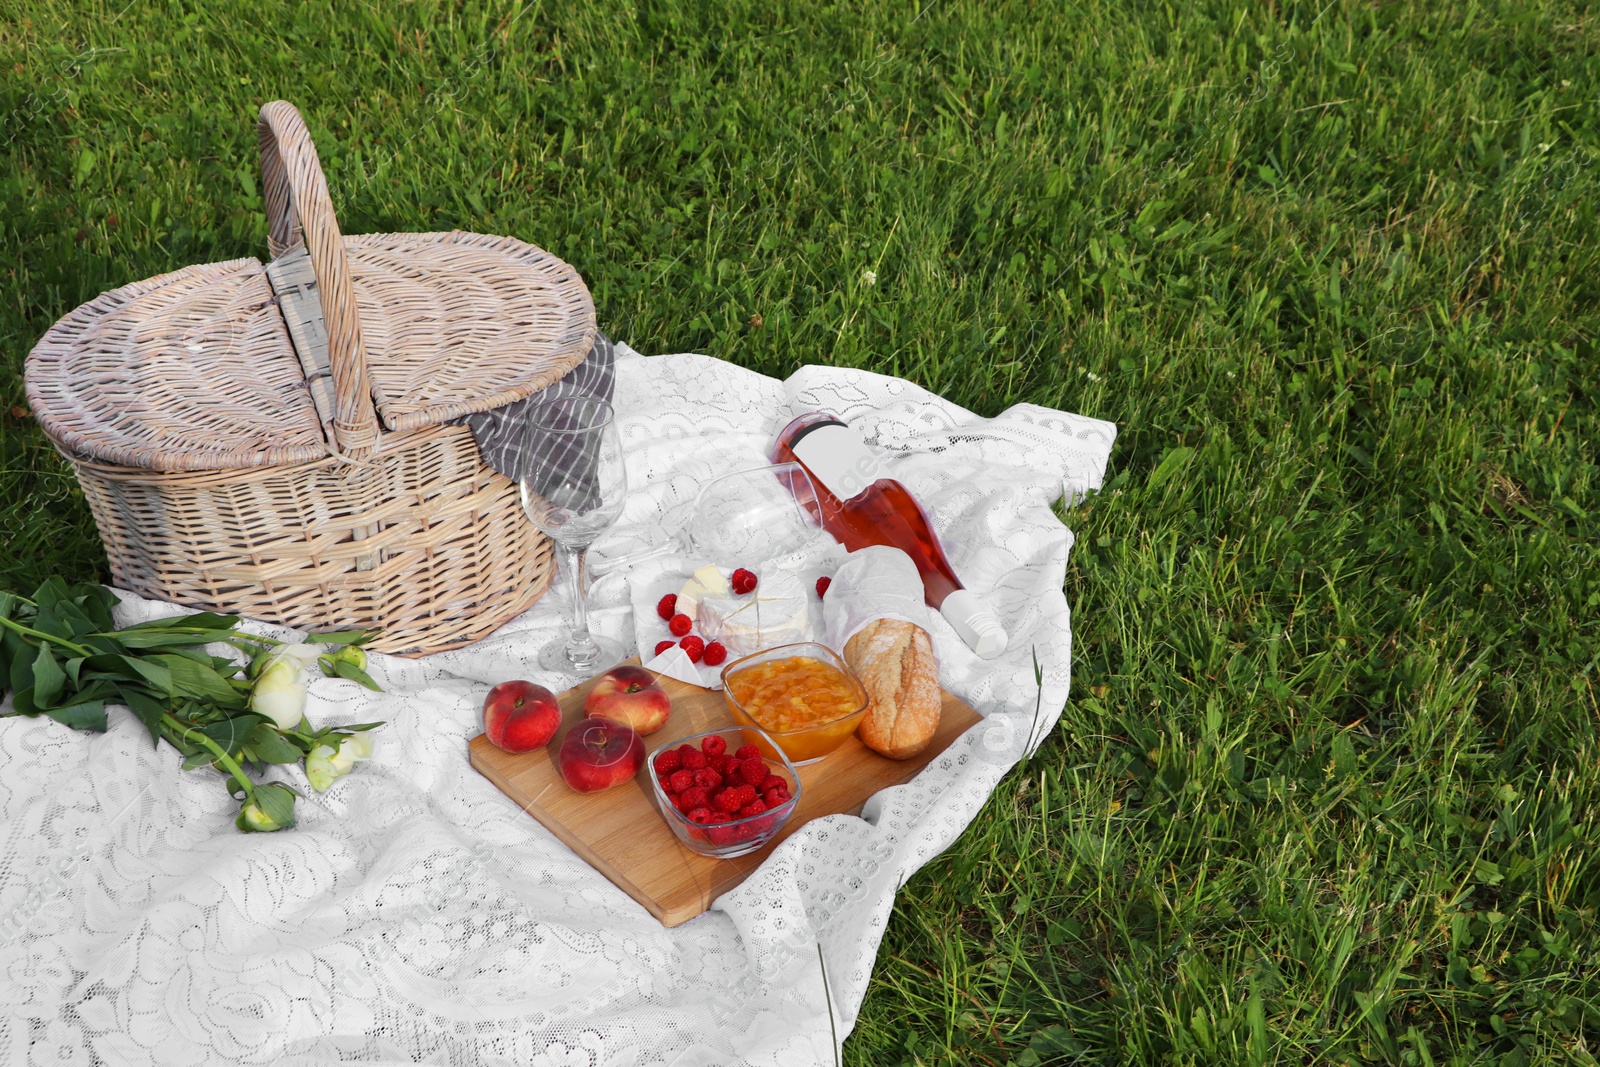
[820, 545, 935, 651]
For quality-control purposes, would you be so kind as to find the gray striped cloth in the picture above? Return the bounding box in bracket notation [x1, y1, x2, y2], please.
[461, 332, 616, 490]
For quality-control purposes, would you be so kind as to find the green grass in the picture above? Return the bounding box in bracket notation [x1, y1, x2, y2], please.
[3, 0, 1598, 1063]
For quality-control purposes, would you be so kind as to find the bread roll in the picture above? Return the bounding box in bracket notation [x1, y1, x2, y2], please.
[845, 618, 941, 759]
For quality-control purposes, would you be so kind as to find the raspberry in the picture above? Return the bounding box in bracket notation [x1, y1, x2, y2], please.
[693, 768, 723, 790]
[739, 800, 768, 818]
[723, 764, 745, 787]
[742, 758, 768, 783]
[654, 639, 675, 657]
[679, 786, 710, 810]
[673, 791, 697, 812]
[734, 744, 761, 762]
[702, 641, 728, 667]
[715, 788, 743, 813]
[759, 774, 786, 794]
[669, 613, 693, 637]
[668, 769, 695, 793]
[681, 749, 708, 771]
[733, 784, 758, 808]
[816, 576, 832, 598]
[764, 787, 790, 808]
[730, 568, 758, 595]
[656, 593, 678, 621]
[701, 735, 728, 758]
[707, 752, 728, 773]
[653, 750, 682, 776]
[686, 807, 714, 824]
[679, 635, 705, 663]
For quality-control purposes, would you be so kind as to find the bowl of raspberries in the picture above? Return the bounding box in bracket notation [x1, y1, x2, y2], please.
[646, 727, 801, 858]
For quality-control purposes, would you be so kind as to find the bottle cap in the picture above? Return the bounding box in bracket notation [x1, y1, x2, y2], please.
[939, 589, 1008, 659]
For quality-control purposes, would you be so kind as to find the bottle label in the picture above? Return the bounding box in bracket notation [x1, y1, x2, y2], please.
[790, 422, 884, 502]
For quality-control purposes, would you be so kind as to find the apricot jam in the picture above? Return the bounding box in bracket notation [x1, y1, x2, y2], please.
[723, 648, 869, 765]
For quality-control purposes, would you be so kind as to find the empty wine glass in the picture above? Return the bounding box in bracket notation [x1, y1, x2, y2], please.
[517, 396, 627, 676]
[685, 462, 828, 562]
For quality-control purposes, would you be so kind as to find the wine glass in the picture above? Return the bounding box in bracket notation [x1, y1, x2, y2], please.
[517, 396, 627, 676]
[685, 462, 828, 561]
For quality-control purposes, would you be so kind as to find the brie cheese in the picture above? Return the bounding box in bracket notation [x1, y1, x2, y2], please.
[676, 564, 733, 618]
[696, 568, 813, 657]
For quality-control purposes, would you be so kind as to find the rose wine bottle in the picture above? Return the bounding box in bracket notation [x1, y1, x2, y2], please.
[772, 412, 1008, 658]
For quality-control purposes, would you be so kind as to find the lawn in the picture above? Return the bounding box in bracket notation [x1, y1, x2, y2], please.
[3, 0, 1598, 1063]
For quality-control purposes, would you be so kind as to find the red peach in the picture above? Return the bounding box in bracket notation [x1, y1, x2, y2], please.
[557, 717, 646, 793]
[482, 680, 560, 754]
[584, 665, 672, 736]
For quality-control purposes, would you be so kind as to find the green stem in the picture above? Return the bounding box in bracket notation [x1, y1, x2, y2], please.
[0, 615, 93, 657]
[162, 713, 256, 802]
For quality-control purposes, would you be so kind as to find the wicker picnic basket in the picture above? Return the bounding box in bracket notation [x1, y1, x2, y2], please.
[23, 101, 597, 655]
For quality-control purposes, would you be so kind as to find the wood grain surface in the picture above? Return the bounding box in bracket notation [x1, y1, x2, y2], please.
[469, 660, 982, 926]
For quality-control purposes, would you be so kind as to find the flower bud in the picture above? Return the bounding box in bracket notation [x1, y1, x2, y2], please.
[304, 732, 378, 792]
[327, 645, 367, 672]
[239, 799, 285, 832]
[304, 743, 348, 792]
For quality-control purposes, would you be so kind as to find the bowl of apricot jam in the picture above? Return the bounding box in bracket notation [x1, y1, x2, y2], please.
[720, 642, 870, 766]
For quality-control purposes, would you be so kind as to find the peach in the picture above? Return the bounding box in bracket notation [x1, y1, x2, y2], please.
[558, 717, 646, 793]
[482, 680, 561, 753]
[583, 664, 672, 736]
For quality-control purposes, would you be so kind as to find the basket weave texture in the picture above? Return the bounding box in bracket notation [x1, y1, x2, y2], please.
[23, 101, 597, 655]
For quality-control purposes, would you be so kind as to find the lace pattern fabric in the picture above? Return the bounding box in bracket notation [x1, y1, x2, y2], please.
[0, 346, 1115, 1066]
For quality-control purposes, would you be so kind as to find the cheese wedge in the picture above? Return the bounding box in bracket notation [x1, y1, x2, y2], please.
[677, 565, 733, 618]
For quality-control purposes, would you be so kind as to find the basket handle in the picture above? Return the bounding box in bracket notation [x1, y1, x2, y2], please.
[257, 100, 378, 459]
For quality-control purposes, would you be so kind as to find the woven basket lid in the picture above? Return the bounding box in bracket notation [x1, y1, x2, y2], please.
[25, 102, 595, 472]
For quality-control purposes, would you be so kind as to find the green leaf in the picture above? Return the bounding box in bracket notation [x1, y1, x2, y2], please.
[116, 654, 172, 694]
[201, 716, 254, 756]
[0, 630, 18, 694]
[121, 612, 240, 632]
[45, 595, 101, 640]
[181, 750, 218, 770]
[7, 686, 37, 715]
[305, 629, 371, 644]
[46, 700, 106, 731]
[73, 148, 97, 186]
[32, 578, 102, 639]
[113, 630, 236, 650]
[33, 644, 66, 707]
[75, 585, 118, 631]
[120, 688, 166, 746]
[1147, 446, 1195, 491]
[329, 659, 382, 691]
[153, 655, 243, 705]
[247, 722, 308, 764]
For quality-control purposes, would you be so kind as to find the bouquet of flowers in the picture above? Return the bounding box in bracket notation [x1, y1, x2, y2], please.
[0, 578, 383, 832]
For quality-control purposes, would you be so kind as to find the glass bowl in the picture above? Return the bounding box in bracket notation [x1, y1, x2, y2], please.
[646, 727, 803, 859]
[720, 642, 870, 766]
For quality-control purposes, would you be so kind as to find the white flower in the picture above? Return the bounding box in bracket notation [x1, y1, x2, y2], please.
[249, 644, 320, 731]
[305, 732, 378, 792]
[859, 269, 877, 287]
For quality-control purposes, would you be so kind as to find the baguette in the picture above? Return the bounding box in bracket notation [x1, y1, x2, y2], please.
[845, 618, 941, 759]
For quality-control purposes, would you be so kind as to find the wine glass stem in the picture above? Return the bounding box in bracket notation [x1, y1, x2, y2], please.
[564, 545, 599, 659]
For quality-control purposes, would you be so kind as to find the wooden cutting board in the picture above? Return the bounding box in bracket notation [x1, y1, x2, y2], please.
[469, 660, 982, 927]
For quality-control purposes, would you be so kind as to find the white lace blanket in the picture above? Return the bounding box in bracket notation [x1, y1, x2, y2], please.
[0, 348, 1115, 1066]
